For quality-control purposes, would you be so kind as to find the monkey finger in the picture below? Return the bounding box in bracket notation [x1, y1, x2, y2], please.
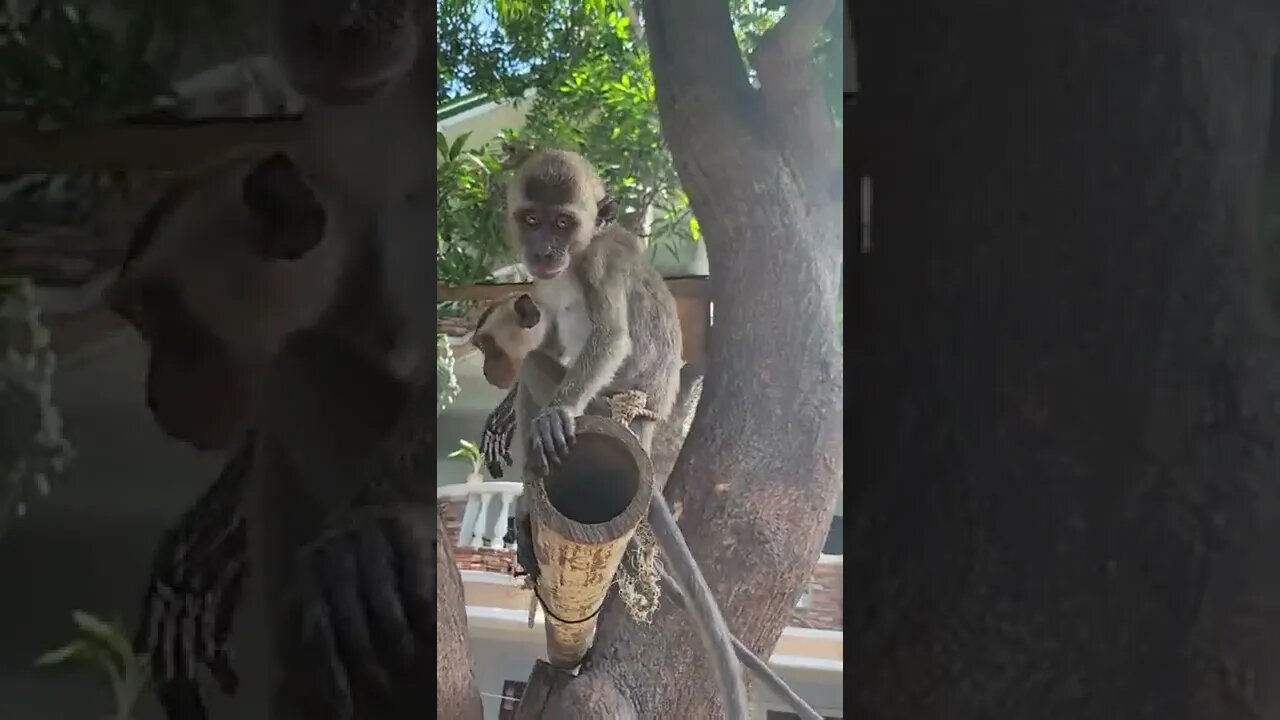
[210, 560, 246, 653]
[355, 522, 415, 672]
[135, 583, 165, 657]
[548, 413, 573, 462]
[200, 575, 243, 695]
[156, 677, 209, 720]
[313, 543, 391, 693]
[287, 598, 354, 720]
[179, 595, 202, 681]
[528, 435, 551, 476]
[158, 597, 188, 682]
[207, 652, 239, 697]
[381, 514, 434, 647]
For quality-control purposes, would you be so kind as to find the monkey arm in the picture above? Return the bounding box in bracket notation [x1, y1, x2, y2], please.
[481, 384, 519, 478]
[257, 329, 406, 510]
[254, 330, 434, 719]
[135, 435, 254, 720]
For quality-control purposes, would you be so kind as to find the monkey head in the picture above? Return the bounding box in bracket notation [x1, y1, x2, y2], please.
[471, 293, 547, 389]
[506, 150, 618, 280]
[105, 152, 349, 450]
[271, 0, 421, 106]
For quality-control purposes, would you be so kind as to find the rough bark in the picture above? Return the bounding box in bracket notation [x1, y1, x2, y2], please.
[851, 1, 1280, 718]
[436, 504, 484, 719]
[528, 0, 845, 717]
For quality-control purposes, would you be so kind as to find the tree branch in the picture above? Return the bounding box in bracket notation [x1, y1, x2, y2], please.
[621, 0, 645, 43]
[749, 0, 841, 191]
[641, 0, 757, 122]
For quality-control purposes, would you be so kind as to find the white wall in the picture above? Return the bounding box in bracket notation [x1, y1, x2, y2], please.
[465, 626, 843, 719]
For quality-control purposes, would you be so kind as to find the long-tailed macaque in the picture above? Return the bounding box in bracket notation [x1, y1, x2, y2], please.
[111, 146, 435, 720]
[120, 0, 443, 715]
[469, 293, 820, 719]
[506, 149, 750, 718]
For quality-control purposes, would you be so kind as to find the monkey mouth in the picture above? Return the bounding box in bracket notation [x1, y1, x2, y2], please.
[528, 259, 569, 280]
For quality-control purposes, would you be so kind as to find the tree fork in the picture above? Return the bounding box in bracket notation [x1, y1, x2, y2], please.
[515, 0, 846, 717]
[852, 1, 1280, 717]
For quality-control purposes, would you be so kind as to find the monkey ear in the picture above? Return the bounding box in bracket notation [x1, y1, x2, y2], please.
[242, 152, 327, 261]
[596, 196, 618, 227]
[513, 293, 541, 329]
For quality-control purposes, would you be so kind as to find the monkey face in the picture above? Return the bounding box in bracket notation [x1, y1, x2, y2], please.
[105, 153, 341, 450]
[106, 279, 249, 450]
[513, 203, 586, 279]
[479, 345, 519, 389]
[272, 0, 420, 106]
[507, 150, 612, 279]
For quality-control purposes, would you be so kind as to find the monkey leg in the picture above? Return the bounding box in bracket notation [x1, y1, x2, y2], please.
[513, 376, 544, 582]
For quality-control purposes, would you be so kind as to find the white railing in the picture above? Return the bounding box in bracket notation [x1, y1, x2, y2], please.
[437, 480, 848, 573]
[437, 481, 524, 549]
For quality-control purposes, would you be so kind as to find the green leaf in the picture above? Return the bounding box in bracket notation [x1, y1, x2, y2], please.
[450, 131, 473, 161]
[34, 640, 90, 668]
[71, 610, 133, 661]
[688, 215, 702, 241]
[437, 132, 451, 161]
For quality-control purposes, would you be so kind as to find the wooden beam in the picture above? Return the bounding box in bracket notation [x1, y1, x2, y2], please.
[0, 117, 303, 174]
[437, 275, 712, 302]
[438, 276, 713, 366]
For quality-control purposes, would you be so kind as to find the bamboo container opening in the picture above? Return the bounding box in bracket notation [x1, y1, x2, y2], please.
[543, 432, 642, 525]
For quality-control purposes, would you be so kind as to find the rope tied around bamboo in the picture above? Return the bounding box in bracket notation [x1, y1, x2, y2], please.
[523, 406, 657, 668]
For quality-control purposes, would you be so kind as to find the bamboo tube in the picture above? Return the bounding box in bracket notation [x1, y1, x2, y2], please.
[523, 415, 654, 668]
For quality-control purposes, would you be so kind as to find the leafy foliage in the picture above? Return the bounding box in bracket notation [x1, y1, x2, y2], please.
[0, 2, 180, 229]
[0, 2, 176, 126]
[438, 332, 462, 414]
[447, 439, 485, 475]
[436, 0, 843, 280]
[437, 129, 516, 287]
[436, 1, 844, 415]
[0, 277, 75, 538]
[35, 610, 150, 720]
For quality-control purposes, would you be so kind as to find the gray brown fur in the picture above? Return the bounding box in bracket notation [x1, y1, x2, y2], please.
[505, 150, 681, 480]
[503, 151, 747, 716]
[246, 3, 441, 714]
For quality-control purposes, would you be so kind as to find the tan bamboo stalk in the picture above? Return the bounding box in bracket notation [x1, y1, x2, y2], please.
[522, 415, 653, 668]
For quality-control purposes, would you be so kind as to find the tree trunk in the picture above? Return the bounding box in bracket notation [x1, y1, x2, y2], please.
[851, 1, 1280, 718]
[531, 0, 845, 717]
[436, 504, 484, 719]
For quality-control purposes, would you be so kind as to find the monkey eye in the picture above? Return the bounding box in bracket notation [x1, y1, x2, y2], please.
[554, 214, 575, 230]
[522, 213, 540, 227]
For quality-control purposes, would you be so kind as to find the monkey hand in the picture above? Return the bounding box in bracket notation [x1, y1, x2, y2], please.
[481, 405, 516, 479]
[280, 505, 434, 720]
[513, 509, 539, 584]
[529, 405, 576, 476]
[134, 507, 246, 720]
